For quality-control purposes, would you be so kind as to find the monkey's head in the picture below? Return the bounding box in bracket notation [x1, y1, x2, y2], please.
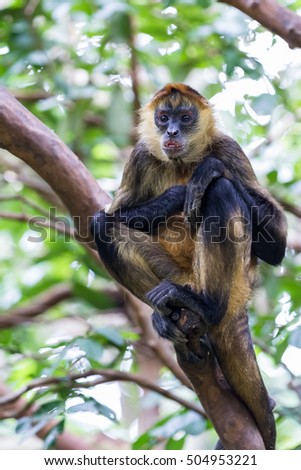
[139, 83, 215, 164]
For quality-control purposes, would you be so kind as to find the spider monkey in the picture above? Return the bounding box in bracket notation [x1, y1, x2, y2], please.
[91, 83, 287, 449]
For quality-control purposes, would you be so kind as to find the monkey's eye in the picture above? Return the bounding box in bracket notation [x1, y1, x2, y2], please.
[181, 114, 191, 123]
[159, 114, 169, 124]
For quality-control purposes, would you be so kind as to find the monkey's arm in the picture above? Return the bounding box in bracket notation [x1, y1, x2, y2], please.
[185, 153, 287, 265]
[112, 185, 186, 233]
[184, 156, 225, 229]
[212, 135, 287, 265]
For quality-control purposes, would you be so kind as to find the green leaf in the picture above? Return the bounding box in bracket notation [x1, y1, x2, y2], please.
[33, 400, 65, 419]
[224, 49, 240, 76]
[267, 170, 278, 184]
[133, 410, 205, 450]
[9, 358, 39, 384]
[166, 435, 186, 449]
[252, 94, 278, 115]
[276, 417, 301, 449]
[72, 337, 103, 362]
[152, 411, 205, 438]
[133, 432, 159, 450]
[16, 415, 51, 438]
[72, 281, 116, 310]
[67, 396, 118, 423]
[44, 420, 65, 449]
[91, 141, 118, 161]
[0, 0, 24, 10]
[196, 0, 212, 7]
[94, 327, 125, 347]
[290, 328, 301, 348]
[108, 12, 131, 42]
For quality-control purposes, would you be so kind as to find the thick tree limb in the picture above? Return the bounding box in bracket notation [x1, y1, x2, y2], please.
[0, 86, 111, 242]
[219, 0, 301, 49]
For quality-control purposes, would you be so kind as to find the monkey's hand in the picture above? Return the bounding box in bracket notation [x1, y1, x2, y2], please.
[146, 280, 207, 323]
[184, 157, 225, 230]
[151, 311, 187, 346]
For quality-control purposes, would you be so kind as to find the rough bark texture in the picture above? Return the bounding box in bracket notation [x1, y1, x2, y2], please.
[220, 0, 301, 49]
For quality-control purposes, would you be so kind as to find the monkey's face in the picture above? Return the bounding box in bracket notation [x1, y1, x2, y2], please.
[138, 84, 215, 164]
[154, 104, 199, 161]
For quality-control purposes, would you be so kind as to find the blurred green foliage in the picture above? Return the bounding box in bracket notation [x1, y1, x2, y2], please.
[0, 0, 301, 450]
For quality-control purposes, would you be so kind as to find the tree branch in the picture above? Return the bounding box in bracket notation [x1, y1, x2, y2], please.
[12, 90, 51, 102]
[219, 0, 301, 49]
[0, 210, 74, 236]
[278, 199, 301, 219]
[128, 16, 141, 129]
[0, 368, 205, 417]
[0, 86, 111, 242]
[0, 284, 73, 329]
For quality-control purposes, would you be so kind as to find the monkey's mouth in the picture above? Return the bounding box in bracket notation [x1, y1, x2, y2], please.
[163, 140, 184, 153]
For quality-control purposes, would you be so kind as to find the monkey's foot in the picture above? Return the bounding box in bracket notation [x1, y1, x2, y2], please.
[151, 311, 187, 346]
[146, 280, 206, 321]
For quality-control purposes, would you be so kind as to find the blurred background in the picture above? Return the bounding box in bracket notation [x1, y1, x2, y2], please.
[0, 0, 301, 450]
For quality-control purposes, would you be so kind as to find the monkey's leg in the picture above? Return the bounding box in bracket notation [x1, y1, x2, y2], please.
[91, 211, 185, 303]
[198, 177, 276, 449]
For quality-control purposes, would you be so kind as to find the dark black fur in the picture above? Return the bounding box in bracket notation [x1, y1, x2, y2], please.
[113, 185, 186, 233]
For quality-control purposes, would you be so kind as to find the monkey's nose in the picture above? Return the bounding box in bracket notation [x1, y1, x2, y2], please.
[167, 128, 179, 137]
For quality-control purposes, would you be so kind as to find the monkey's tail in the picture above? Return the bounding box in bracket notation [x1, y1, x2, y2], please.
[209, 312, 276, 450]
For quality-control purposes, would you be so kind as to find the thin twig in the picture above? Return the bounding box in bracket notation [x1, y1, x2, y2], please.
[0, 368, 205, 417]
[0, 210, 74, 237]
